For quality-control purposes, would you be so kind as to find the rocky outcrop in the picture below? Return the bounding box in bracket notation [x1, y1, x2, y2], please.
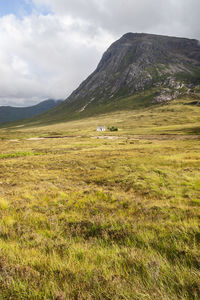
[65, 33, 200, 109]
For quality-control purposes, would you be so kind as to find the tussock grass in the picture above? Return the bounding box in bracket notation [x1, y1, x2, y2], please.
[0, 198, 9, 210]
[0, 97, 199, 299]
[0, 152, 44, 159]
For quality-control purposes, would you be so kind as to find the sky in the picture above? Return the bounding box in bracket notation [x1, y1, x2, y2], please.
[0, 0, 200, 106]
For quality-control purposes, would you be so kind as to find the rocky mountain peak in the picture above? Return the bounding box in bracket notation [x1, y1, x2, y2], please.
[65, 33, 200, 110]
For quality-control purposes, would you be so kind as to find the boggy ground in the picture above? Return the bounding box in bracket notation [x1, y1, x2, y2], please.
[0, 98, 200, 299]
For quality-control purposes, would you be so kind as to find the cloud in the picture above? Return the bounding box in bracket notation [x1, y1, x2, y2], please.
[0, 12, 113, 106]
[0, 0, 200, 106]
[33, 0, 200, 39]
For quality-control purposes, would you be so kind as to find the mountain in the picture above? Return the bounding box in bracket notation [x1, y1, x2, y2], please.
[0, 99, 63, 124]
[64, 32, 200, 111]
[5, 33, 200, 126]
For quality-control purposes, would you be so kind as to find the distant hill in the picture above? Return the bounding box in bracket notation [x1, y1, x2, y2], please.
[0, 99, 63, 124]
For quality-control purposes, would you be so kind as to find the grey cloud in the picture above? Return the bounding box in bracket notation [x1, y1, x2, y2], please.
[34, 0, 200, 39]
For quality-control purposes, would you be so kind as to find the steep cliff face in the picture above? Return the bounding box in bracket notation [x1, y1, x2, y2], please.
[65, 33, 200, 110]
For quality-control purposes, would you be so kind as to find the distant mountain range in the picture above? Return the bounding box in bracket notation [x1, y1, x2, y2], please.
[0, 99, 63, 124]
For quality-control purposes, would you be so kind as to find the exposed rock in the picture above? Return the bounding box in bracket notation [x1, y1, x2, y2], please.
[153, 88, 180, 103]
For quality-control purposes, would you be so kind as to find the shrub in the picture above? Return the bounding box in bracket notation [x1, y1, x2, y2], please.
[108, 126, 118, 132]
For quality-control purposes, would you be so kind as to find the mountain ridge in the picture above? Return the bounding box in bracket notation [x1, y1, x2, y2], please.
[0, 99, 63, 124]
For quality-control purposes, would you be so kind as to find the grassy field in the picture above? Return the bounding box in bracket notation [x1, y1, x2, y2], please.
[0, 97, 200, 299]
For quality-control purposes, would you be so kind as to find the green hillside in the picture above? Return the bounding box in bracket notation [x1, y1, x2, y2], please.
[2, 91, 199, 136]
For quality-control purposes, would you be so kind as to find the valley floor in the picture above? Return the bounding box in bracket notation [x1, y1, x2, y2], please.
[0, 98, 200, 299]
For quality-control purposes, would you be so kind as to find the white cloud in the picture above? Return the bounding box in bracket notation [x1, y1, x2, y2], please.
[33, 0, 200, 39]
[0, 0, 200, 106]
[0, 12, 113, 106]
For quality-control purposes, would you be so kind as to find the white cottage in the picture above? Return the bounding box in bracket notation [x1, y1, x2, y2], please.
[96, 126, 106, 132]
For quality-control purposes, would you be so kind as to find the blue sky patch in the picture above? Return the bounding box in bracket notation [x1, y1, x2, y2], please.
[0, 0, 50, 17]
